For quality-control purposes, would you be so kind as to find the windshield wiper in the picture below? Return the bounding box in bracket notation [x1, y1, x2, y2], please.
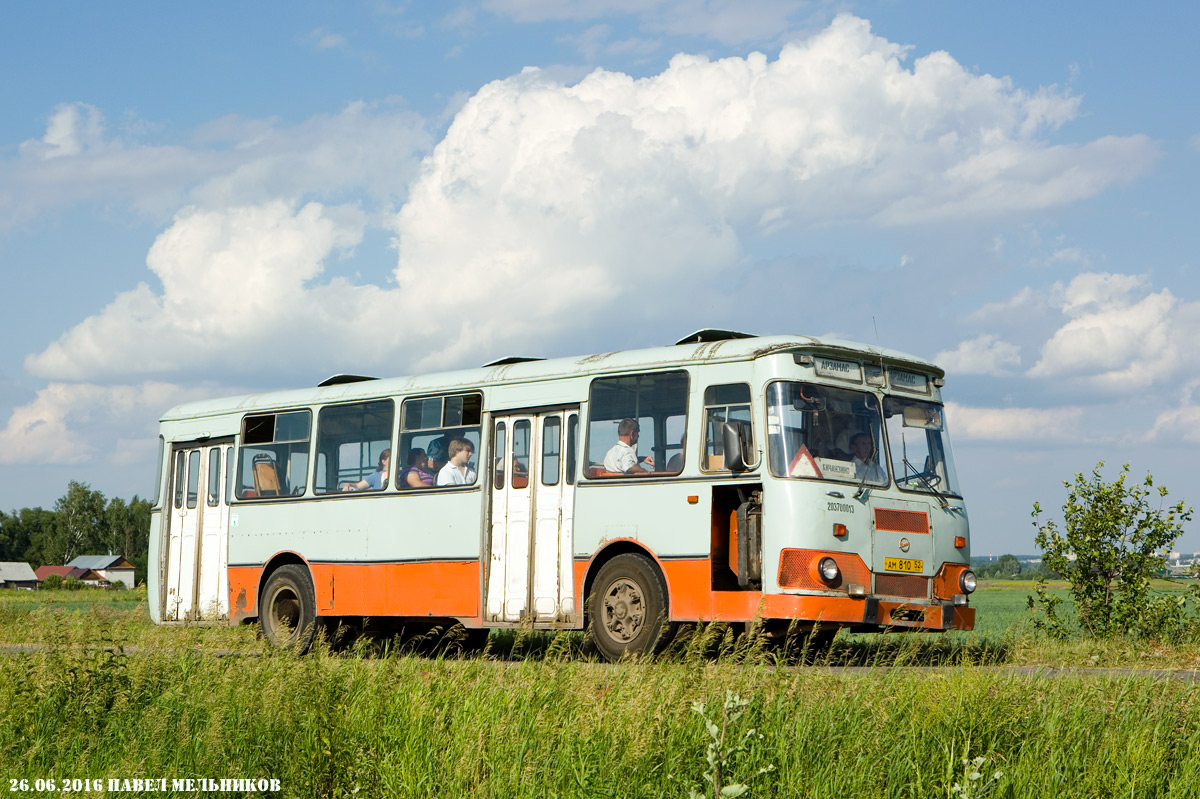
[853, 460, 876, 499]
[902, 458, 949, 509]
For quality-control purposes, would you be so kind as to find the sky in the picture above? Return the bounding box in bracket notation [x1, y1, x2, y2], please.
[1, 0, 1198, 555]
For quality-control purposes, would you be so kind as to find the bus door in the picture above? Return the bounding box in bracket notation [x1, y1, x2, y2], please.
[164, 438, 232, 621]
[485, 410, 578, 625]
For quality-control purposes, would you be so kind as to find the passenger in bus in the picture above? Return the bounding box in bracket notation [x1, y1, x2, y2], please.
[849, 433, 886, 483]
[666, 433, 685, 473]
[400, 448, 435, 488]
[342, 449, 390, 492]
[604, 418, 655, 475]
[426, 438, 449, 474]
[436, 438, 477, 486]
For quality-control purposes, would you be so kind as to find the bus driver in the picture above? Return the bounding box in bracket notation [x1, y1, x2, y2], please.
[604, 418, 654, 475]
[849, 432, 885, 483]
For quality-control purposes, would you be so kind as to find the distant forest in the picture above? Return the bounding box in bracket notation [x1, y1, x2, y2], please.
[0, 481, 151, 586]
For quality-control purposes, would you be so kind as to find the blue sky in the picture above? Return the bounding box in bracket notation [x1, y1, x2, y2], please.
[2, 0, 1198, 555]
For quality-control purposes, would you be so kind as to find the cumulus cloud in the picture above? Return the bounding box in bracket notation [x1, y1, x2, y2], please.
[1027, 272, 1195, 384]
[0, 100, 429, 226]
[387, 15, 1154, 362]
[1148, 401, 1200, 444]
[0, 382, 191, 465]
[25, 201, 373, 380]
[19, 102, 107, 159]
[935, 334, 1021, 375]
[945, 401, 1083, 442]
[21, 15, 1160, 389]
[967, 287, 1050, 322]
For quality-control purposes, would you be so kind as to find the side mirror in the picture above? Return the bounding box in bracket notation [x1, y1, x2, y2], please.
[722, 422, 749, 472]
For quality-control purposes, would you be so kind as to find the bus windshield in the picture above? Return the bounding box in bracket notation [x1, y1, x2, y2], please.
[882, 396, 961, 498]
[766, 381, 888, 486]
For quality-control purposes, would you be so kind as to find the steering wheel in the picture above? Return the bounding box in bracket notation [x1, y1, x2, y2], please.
[898, 470, 941, 488]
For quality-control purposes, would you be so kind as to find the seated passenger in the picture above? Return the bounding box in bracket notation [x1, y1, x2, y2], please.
[603, 418, 654, 475]
[343, 449, 390, 492]
[849, 432, 886, 483]
[400, 448, 435, 488]
[436, 438, 477, 486]
[426, 439, 448, 474]
[666, 433, 685, 473]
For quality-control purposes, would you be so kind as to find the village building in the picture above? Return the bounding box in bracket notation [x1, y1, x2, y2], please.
[35, 564, 110, 587]
[0, 562, 39, 589]
[65, 555, 136, 588]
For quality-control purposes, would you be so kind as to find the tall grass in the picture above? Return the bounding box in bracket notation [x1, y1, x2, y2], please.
[3, 586, 1200, 797]
[4, 639, 1200, 797]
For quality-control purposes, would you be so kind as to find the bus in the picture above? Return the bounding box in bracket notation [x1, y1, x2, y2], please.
[147, 330, 976, 658]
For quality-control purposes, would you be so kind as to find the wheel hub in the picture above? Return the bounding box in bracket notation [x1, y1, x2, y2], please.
[602, 578, 644, 642]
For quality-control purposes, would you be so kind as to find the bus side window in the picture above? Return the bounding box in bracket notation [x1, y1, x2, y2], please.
[398, 392, 483, 488]
[585, 371, 689, 478]
[236, 410, 312, 499]
[313, 400, 394, 494]
[702, 383, 753, 472]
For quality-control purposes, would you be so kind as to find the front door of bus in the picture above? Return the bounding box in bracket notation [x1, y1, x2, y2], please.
[165, 439, 232, 621]
[485, 411, 578, 625]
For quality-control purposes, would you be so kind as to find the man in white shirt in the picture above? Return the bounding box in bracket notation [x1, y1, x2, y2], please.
[603, 418, 654, 475]
[849, 432, 886, 483]
[437, 438, 477, 486]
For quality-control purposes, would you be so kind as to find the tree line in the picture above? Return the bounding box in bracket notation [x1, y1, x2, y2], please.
[0, 481, 151, 586]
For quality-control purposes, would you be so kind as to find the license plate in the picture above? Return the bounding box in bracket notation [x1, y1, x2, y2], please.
[883, 557, 923, 573]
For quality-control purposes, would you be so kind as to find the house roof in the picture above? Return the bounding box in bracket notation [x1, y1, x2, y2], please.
[65, 555, 134, 570]
[0, 562, 38, 582]
[34, 565, 101, 581]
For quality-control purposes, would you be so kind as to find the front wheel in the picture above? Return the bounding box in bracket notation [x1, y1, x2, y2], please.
[588, 553, 673, 662]
[259, 564, 319, 653]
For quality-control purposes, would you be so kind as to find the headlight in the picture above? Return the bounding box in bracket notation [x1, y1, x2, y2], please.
[959, 570, 977, 594]
[818, 557, 840, 583]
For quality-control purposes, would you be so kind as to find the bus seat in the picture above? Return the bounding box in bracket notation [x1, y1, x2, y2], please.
[587, 466, 628, 478]
[252, 454, 282, 497]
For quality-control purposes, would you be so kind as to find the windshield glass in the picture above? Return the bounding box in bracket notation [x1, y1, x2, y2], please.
[766, 382, 888, 486]
[882, 396, 961, 498]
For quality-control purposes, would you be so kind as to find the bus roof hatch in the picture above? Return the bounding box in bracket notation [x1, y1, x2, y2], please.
[317, 374, 380, 387]
[674, 329, 757, 345]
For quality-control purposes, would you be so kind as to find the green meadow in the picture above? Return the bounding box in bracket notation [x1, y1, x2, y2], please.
[2, 583, 1200, 798]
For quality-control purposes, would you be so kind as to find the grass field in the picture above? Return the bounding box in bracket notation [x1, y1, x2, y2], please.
[2, 584, 1200, 798]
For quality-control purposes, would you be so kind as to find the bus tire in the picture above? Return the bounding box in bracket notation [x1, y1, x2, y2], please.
[589, 553, 672, 662]
[259, 564, 319, 653]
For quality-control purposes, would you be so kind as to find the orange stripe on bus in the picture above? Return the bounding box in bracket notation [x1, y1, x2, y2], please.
[229, 561, 480, 622]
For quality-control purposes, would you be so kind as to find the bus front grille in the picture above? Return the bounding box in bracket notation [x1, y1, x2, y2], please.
[874, 574, 929, 599]
[874, 508, 930, 534]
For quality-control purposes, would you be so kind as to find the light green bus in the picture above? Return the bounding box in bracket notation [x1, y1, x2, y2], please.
[148, 330, 976, 658]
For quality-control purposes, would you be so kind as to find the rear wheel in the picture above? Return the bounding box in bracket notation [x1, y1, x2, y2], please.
[259, 564, 319, 653]
[588, 553, 672, 661]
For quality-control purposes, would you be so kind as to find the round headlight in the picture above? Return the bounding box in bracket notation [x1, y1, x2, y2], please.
[818, 557, 840, 583]
[959, 570, 977, 594]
